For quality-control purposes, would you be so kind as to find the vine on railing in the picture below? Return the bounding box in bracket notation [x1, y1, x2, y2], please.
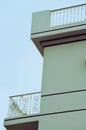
[50, 4, 86, 27]
[7, 92, 41, 118]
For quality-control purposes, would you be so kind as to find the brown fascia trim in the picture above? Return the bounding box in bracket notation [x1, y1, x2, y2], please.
[40, 33, 86, 48]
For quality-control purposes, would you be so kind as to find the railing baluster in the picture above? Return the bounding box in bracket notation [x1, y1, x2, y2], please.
[75, 7, 78, 22]
[77, 7, 79, 22]
[60, 10, 62, 25]
[61, 10, 64, 25]
[82, 5, 85, 21]
[58, 11, 61, 26]
[64, 9, 67, 25]
[56, 11, 58, 26]
[85, 5, 86, 20]
[68, 8, 71, 24]
[50, 12, 53, 27]
[70, 8, 73, 23]
[81, 6, 83, 21]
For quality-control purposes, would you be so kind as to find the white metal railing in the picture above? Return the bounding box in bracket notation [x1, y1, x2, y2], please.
[50, 4, 86, 27]
[7, 92, 41, 118]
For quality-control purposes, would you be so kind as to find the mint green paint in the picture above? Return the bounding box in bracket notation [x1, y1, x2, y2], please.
[42, 41, 86, 95]
[40, 91, 86, 114]
[31, 10, 50, 34]
[39, 111, 86, 130]
[4, 116, 39, 126]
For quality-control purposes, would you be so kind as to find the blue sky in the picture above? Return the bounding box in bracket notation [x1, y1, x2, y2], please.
[0, 0, 86, 129]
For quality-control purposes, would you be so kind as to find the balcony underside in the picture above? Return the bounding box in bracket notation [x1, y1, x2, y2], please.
[31, 23, 86, 56]
[4, 119, 38, 130]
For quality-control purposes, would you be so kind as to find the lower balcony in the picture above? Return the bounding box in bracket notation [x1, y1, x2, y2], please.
[4, 92, 41, 130]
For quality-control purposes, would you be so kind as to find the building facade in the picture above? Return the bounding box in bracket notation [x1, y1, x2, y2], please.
[4, 4, 86, 130]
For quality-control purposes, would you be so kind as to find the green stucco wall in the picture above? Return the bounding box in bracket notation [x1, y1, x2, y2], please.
[42, 40, 86, 95]
[39, 111, 86, 130]
[40, 91, 86, 114]
[31, 10, 50, 34]
[39, 40, 86, 130]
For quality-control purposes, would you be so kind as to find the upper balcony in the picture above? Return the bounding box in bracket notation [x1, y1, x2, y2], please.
[31, 4, 86, 56]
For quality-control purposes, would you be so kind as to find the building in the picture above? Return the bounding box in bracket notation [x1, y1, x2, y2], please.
[4, 3, 86, 130]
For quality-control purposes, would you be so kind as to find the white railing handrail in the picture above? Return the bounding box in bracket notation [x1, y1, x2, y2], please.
[9, 91, 41, 98]
[50, 3, 86, 12]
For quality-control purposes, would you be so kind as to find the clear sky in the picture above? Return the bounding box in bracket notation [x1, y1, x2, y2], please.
[0, 0, 86, 129]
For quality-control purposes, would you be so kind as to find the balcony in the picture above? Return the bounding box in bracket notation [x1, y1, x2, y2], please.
[7, 92, 41, 118]
[31, 4, 86, 55]
[4, 92, 41, 130]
